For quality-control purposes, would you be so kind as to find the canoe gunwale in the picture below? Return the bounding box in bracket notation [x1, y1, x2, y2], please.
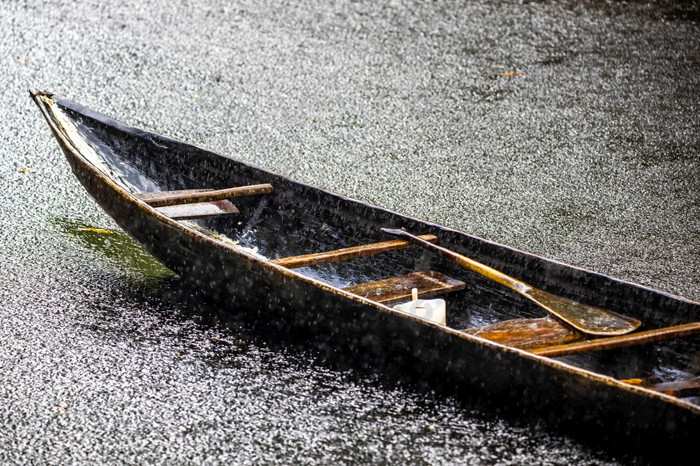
[31, 91, 700, 425]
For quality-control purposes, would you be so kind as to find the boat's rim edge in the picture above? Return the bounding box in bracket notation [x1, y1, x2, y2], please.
[32, 91, 700, 415]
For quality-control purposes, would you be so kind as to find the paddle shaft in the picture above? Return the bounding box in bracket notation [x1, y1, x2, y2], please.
[381, 229, 533, 293]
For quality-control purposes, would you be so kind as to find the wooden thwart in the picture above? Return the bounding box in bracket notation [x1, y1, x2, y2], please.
[271, 234, 438, 269]
[461, 316, 582, 350]
[137, 183, 273, 208]
[530, 321, 700, 357]
[155, 200, 239, 220]
[344, 270, 466, 306]
[137, 188, 210, 201]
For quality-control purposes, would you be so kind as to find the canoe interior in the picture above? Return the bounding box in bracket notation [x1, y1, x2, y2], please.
[61, 101, 561, 324]
[52, 98, 700, 409]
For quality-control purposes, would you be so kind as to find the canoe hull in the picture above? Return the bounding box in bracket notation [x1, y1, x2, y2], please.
[37, 92, 699, 460]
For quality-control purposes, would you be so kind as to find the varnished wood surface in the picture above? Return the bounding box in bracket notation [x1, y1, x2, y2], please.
[271, 234, 438, 269]
[155, 200, 240, 220]
[137, 188, 210, 200]
[530, 322, 700, 357]
[344, 270, 466, 305]
[137, 183, 273, 207]
[461, 316, 582, 350]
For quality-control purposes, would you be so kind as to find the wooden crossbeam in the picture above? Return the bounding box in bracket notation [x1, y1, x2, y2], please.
[530, 322, 700, 358]
[270, 234, 438, 269]
[343, 270, 466, 306]
[155, 200, 239, 220]
[137, 183, 273, 208]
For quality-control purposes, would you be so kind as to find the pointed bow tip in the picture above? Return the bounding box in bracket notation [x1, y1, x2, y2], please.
[28, 89, 53, 99]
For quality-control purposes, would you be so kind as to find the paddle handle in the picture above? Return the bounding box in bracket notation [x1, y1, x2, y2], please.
[380, 228, 528, 294]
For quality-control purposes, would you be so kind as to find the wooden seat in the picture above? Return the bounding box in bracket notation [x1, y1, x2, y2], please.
[460, 316, 582, 350]
[136, 183, 273, 208]
[270, 234, 438, 269]
[343, 270, 466, 306]
[155, 200, 240, 220]
[137, 183, 273, 220]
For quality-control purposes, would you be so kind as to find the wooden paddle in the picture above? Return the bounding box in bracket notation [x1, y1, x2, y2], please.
[381, 228, 641, 336]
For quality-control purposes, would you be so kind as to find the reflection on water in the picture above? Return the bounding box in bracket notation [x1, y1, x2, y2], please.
[52, 216, 174, 280]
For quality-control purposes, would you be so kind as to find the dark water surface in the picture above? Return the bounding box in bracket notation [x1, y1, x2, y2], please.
[1, 1, 698, 464]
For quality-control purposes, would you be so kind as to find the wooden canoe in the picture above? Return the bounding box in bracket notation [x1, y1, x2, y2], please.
[32, 91, 699, 459]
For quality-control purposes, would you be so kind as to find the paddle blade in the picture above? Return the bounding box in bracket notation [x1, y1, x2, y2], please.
[524, 287, 641, 336]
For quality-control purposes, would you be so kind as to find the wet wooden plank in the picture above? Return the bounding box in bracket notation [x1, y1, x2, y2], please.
[137, 183, 273, 207]
[461, 316, 582, 350]
[155, 200, 239, 220]
[529, 322, 700, 358]
[344, 270, 466, 305]
[137, 188, 210, 200]
[271, 234, 438, 269]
